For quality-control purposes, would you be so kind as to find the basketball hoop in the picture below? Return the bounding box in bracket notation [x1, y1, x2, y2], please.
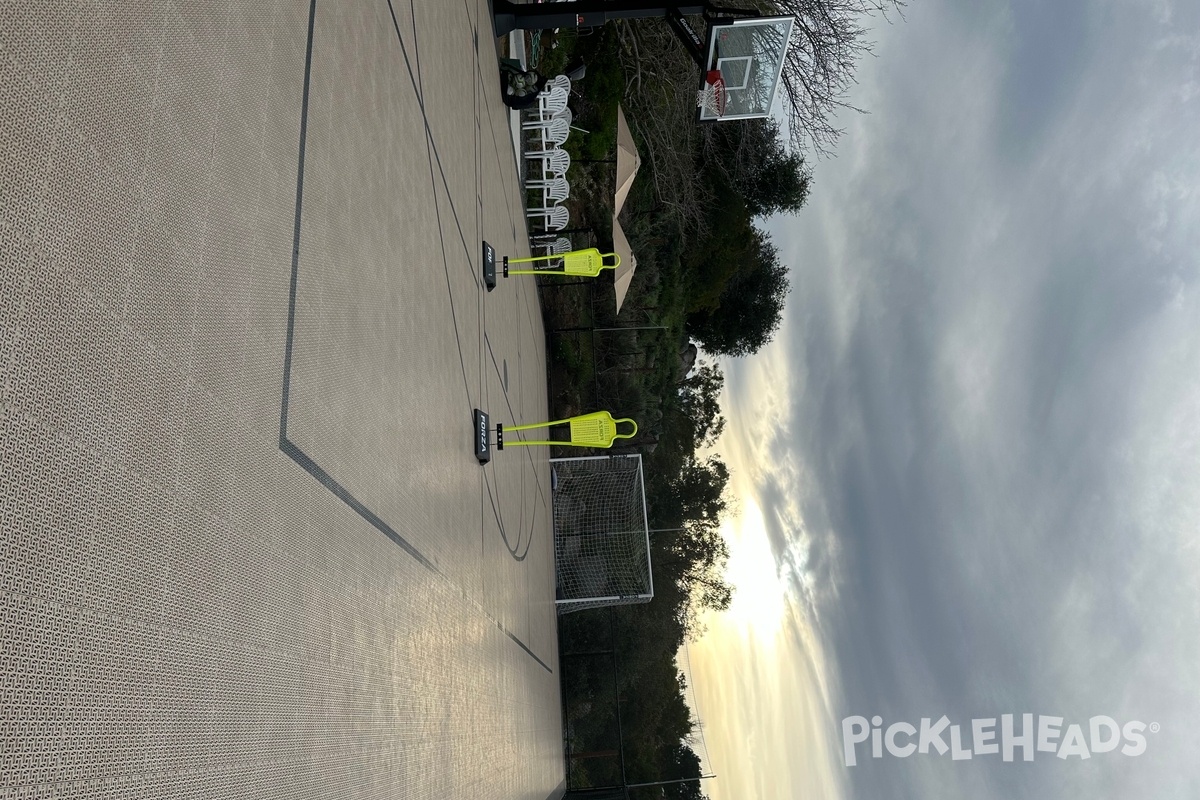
[697, 69, 727, 118]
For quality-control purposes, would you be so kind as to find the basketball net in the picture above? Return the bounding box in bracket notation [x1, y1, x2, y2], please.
[696, 70, 727, 118]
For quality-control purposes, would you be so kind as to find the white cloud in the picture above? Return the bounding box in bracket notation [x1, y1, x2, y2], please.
[691, 588, 849, 800]
[712, 0, 1200, 796]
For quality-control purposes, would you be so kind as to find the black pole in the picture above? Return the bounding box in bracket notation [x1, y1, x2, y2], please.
[609, 607, 629, 790]
[494, 0, 761, 35]
[494, 0, 707, 36]
[665, 7, 706, 68]
[591, 287, 601, 405]
[626, 775, 717, 790]
[551, 324, 668, 333]
[562, 648, 617, 658]
[532, 227, 598, 239]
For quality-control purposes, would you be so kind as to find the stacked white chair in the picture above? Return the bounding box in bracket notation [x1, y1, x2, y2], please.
[522, 75, 576, 236]
[526, 176, 569, 204]
[535, 85, 569, 119]
[523, 115, 569, 149]
[524, 145, 570, 179]
[546, 74, 572, 98]
[526, 235, 572, 269]
[522, 74, 575, 146]
[537, 236, 572, 255]
[527, 203, 570, 232]
[534, 76, 571, 121]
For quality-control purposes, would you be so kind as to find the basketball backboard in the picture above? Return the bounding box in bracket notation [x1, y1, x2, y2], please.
[698, 16, 794, 122]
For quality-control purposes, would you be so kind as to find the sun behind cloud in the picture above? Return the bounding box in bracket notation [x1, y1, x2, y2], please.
[722, 499, 789, 643]
[688, 499, 848, 800]
[687, 441, 847, 799]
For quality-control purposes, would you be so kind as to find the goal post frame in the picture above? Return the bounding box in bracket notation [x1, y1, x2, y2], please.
[550, 454, 654, 612]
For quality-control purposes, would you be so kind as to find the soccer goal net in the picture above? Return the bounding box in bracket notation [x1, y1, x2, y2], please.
[551, 455, 653, 614]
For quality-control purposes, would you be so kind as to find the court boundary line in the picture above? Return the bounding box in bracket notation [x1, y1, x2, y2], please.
[277, 0, 553, 675]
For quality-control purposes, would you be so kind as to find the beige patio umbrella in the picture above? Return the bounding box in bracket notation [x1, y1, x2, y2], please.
[613, 105, 642, 215]
[611, 214, 638, 314]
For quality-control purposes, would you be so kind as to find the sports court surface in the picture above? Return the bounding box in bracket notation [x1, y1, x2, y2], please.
[1, 1, 564, 798]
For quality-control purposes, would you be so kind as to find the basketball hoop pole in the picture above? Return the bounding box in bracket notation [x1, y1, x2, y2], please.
[492, 0, 759, 38]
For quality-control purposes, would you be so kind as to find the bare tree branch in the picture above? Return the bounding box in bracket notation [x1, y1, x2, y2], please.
[761, 0, 905, 156]
[616, 20, 714, 239]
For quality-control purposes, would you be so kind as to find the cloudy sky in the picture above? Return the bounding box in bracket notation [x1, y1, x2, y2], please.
[689, 0, 1200, 797]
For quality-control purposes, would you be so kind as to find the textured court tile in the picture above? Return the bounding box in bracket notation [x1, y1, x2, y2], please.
[411, 0, 482, 254]
[284, 0, 487, 580]
[1, 1, 562, 798]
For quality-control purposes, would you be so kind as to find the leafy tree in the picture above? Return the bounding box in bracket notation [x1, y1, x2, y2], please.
[677, 361, 726, 450]
[676, 526, 733, 616]
[657, 455, 734, 632]
[683, 186, 757, 313]
[667, 454, 730, 529]
[686, 229, 790, 357]
[736, 118, 811, 217]
[706, 117, 811, 218]
[661, 743, 706, 799]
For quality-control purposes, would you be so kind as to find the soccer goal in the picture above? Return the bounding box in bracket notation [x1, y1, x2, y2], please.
[551, 454, 653, 614]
